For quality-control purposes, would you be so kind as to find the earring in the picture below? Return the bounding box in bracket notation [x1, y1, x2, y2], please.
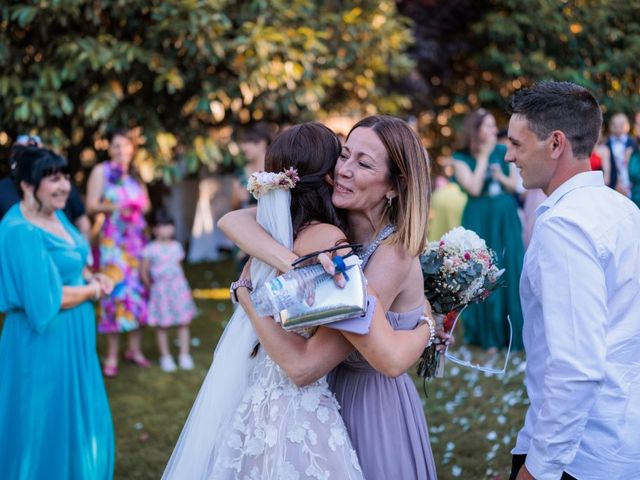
[26, 193, 36, 210]
[386, 196, 392, 208]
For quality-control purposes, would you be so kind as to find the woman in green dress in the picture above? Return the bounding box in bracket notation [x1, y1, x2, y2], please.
[628, 146, 640, 209]
[452, 109, 524, 351]
[0, 147, 115, 479]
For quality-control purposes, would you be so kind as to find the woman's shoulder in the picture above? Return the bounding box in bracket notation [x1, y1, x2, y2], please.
[452, 150, 472, 162]
[0, 212, 41, 249]
[373, 241, 416, 267]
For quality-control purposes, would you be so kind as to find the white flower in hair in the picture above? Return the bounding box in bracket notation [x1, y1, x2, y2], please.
[247, 167, 300, 199]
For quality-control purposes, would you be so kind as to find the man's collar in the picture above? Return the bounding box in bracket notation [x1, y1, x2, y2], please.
[536, 171, 604, 217]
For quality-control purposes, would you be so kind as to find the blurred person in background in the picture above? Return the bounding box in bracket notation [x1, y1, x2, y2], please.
[230, 122, 272, 210]
[627, 114, 640, 209]
[86, 128, 151, 377]
[141, 209, 196, 373]
[606, 112, 636, 194]
[427, 162, 467, 241]
[0, 135, 91, 240]
[452, 108, 524, 352]
[0, 146, 114, 479]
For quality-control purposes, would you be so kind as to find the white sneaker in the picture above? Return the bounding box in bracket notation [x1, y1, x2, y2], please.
[159, 355, 177, 372]
[178, 354, 194, 370]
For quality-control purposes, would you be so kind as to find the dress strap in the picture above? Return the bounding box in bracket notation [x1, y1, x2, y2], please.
[357, 224, 396, 269]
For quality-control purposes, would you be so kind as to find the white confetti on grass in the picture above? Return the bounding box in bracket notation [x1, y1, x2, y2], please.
[451, 465, 462, 477]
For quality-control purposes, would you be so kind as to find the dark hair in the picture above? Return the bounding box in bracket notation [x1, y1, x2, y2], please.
[13, 146, 69, 207]
[454, 108, 492, 154]
[265, 122, 344, 236]
[106, 127, 134, 144]
[509, 81, 602, 158]
[236, 122, 273, 145]
[151, 208, 175, 228]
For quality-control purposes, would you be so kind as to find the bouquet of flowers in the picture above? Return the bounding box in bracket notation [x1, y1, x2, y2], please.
[417, 227, 504, 379]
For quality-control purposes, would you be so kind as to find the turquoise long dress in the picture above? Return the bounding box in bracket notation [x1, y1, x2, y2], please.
[629, 149, 640, 209]
[453, 144, 524, 350]
[0, 204, 114, 480]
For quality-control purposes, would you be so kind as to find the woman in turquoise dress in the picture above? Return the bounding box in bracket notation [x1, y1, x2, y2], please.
[452, 109, 524, 351]
[628, 146, 640, 209]
[0, 147, 114, 479]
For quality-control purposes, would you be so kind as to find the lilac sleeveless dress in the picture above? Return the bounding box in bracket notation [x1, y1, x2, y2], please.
[328, 226, 438, 479]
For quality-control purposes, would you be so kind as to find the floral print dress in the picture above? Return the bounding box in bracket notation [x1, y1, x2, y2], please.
[97, 162, 148, 334]
[142, 240, 196, 328]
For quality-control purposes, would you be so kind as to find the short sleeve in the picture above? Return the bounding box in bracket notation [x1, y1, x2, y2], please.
[0, 223, 63, 334]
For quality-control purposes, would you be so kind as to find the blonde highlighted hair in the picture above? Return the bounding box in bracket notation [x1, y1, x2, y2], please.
[348, 115, 431, 256]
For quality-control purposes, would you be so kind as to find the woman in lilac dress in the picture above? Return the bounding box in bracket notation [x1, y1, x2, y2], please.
[221, 116, 438, 479]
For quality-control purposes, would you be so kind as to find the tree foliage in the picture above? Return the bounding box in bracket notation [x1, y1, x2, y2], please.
[0, 0, 413, 177]
[402, 0, 640, 156]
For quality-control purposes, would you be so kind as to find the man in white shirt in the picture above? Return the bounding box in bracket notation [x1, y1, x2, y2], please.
[505, 81, 640, 480]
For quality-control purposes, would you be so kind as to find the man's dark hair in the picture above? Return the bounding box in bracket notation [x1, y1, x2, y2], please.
[509, 81, 602, 158]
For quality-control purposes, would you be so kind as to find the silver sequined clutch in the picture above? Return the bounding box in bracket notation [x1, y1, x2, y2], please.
[277, 255, 367, 331]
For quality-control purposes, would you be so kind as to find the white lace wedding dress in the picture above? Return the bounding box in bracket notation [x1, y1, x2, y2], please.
[163, 187, 362, 480]
[210, 329, 363, 480]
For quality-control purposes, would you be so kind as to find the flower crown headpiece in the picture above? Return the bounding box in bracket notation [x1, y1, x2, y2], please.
[247, 167, 300, 199]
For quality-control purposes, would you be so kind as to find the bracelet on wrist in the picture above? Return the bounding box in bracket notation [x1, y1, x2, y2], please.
[230, 278, 253, 304]
[92, 282, 101, 301]
[420, 315, 436, 348]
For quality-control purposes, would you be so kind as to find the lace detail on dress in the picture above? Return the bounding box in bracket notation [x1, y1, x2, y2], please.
[210, 338, 363, 480]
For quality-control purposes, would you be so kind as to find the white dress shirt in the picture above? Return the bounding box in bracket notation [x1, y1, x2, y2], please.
[513, 171, 640, 480]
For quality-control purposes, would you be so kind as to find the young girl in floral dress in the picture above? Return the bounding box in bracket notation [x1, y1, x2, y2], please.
[141, 210, 196, 372]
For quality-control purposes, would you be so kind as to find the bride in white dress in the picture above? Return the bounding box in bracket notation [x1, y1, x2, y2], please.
[163, 123, 363, 479]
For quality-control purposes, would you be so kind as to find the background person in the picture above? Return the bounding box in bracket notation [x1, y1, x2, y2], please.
[141, 209, 196, 373]
[0, 136, 91, 240]
[86, 128, 151, 377]
[452, 109, 524, 352]
[0, 146, 114, 479]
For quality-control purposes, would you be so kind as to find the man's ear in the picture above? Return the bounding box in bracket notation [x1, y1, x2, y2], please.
[549, 130, 567, 160]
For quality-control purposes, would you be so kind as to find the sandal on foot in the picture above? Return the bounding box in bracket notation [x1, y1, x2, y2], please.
[124, 350, 151, 368]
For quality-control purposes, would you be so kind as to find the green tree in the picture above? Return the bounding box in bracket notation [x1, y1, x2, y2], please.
[0, 0, 414, 177]
[401, 0, 640, 157]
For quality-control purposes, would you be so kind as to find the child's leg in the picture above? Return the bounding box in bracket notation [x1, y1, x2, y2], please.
[177, 325, 191, 356]
[156, 328, 172, 357]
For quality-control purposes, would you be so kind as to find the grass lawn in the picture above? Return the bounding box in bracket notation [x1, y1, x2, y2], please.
[100, 259, 528, 480]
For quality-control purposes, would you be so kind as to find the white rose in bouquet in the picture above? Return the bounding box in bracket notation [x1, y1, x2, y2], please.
[440, 227, 487, 252]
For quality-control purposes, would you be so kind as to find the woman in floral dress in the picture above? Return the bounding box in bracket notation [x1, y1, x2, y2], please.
[86, 128, 151, 377]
